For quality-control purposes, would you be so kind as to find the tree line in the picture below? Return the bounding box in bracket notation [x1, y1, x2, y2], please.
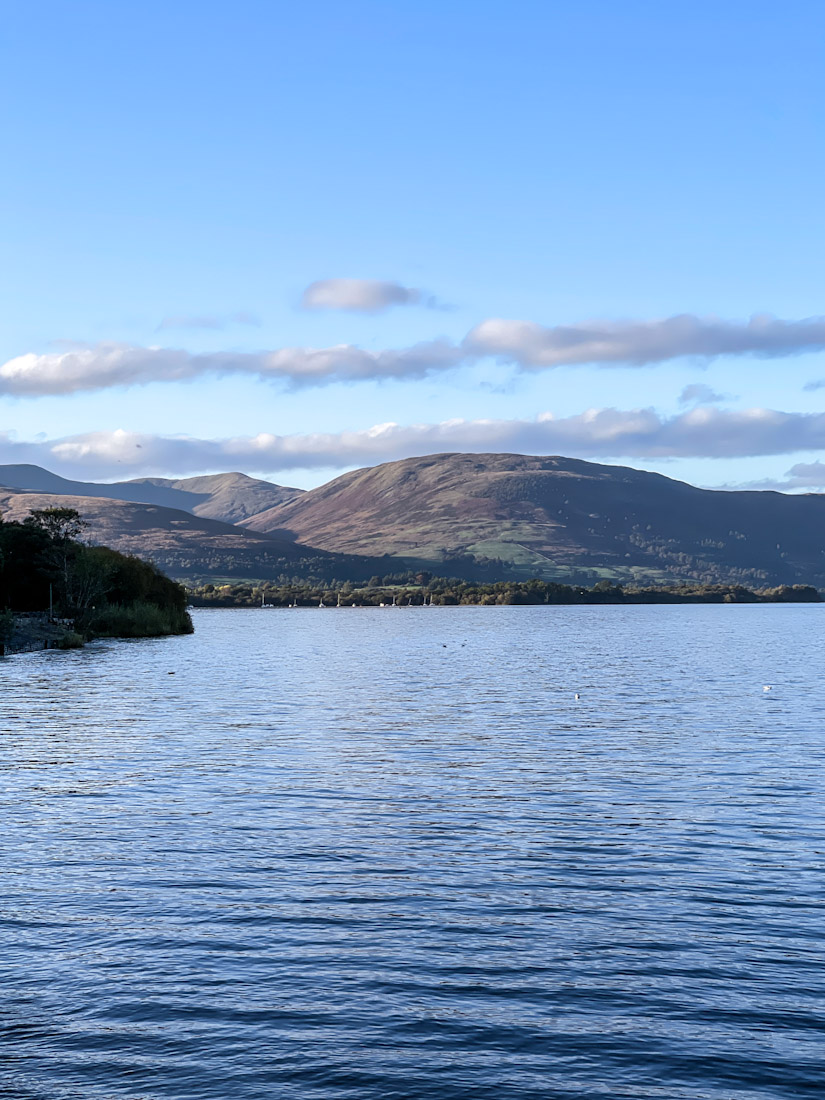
[189, 577, 822, 608]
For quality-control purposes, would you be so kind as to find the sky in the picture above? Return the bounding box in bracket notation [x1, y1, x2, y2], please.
[3, 0, 825, 491]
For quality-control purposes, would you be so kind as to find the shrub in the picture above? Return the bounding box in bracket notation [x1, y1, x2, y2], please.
[82, 601, 194, 639]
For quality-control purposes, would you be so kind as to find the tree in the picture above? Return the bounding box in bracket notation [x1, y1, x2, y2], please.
[0, 519, 55, 610]
[24, 508, 88, 604]
[24, 508, 88, 542]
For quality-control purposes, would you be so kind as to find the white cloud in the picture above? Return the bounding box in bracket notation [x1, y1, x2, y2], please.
[5, 405, 825, 481]
[0, 340, 464, 396]
[465, 313, 825, 367]
[301, 279, 429, 312]
[4, 313, 825, 398]
[0, 345, 201, 396]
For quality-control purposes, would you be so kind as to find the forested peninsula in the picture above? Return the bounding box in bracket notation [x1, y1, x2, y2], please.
[0, 507, 192, 655]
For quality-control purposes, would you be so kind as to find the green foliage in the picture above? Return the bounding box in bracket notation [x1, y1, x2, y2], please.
[0, 520, 56, 610]
[0, 510, 193, 641]
[82, 600, 193, 638]
[24, 507, 88, 542]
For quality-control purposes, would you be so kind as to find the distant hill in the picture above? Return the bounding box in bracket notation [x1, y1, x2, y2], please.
[240, 452, 825, 587]
[0, 465, 301, 525]
[0, 488, 373, 583]
[8, 454, 825, 587]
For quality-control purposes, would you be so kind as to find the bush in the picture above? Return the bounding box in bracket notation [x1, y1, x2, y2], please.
[82, 601, 194, 639]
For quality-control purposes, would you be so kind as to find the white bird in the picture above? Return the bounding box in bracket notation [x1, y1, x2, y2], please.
[574, 693, 580, 700]
[763, 685, 772, 692]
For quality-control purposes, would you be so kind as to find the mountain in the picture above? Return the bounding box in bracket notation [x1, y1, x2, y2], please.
[7, 453, 825, 588]
[0, 465, 301, 525]
[240, 452, 825, 587]
[0, 488, 364, 583]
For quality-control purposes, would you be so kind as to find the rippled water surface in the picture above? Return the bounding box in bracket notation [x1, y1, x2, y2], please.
[2, 605, 825, 1099]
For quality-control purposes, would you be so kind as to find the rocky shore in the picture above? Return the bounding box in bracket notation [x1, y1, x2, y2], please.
[2, 613, 83, 656]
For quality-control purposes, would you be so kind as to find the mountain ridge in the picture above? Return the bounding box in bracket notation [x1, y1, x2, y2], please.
[240, 451, 825, 587]
[5, 454, 825, 587]
[0, 465, 302, 525]
[0, 487, 350, 582]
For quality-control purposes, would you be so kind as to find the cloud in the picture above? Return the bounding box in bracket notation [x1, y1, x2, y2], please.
[156, 312, 261, 331]
[781, 461, 825, 488]
[7, 405, 825, 480]
[300, 279, 432, 312]
[743, 461, 825, 491]
[5, 312, 825, 398]
[0, 340, 464, 396]
[678, 383, 729, 406]
[465, 314, 825, 367]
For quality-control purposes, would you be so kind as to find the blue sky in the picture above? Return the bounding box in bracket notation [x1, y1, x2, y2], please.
[3, 0, 825, 489]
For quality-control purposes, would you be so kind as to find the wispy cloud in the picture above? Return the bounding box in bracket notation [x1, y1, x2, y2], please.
[678, 383, 729, 406]
[466, 314, 825, 367]
[0, 340, 464, 396]
[156, 312, 261, 331]
[742, 461, 825, 491]
[300, 279, 439, 312]
[4, 313, 825, 397]
[781, 461, 825, 488]
[5, 406, 825, 480]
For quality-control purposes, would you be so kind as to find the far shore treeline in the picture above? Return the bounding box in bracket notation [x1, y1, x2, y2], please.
[189, 577, 822, 608]
[0, 507, 193, 650]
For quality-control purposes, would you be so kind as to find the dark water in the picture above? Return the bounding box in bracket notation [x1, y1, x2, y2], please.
[2, 606, 825, 1099]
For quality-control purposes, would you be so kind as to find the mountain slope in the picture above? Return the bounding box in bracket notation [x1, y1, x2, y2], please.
[0, 465, 301, 525]
[241, 452, 825, 586]
[0, 488, 337, 581]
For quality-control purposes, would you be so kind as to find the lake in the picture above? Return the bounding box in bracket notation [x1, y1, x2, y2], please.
[2, 605, 824, 1099]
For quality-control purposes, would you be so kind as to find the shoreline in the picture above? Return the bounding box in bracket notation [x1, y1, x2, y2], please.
[2, 613, 83, 656]
[2, 607, 193, 657]
[189, 580, 823, 609]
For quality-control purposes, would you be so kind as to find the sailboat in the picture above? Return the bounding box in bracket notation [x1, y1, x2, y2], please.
[260, 589, 274, 609]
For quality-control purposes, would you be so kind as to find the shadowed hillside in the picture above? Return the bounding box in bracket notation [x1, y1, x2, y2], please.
[0, 465, 301, 525]
[241, 452, 825, 587]
[0, 488, 368, 583]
